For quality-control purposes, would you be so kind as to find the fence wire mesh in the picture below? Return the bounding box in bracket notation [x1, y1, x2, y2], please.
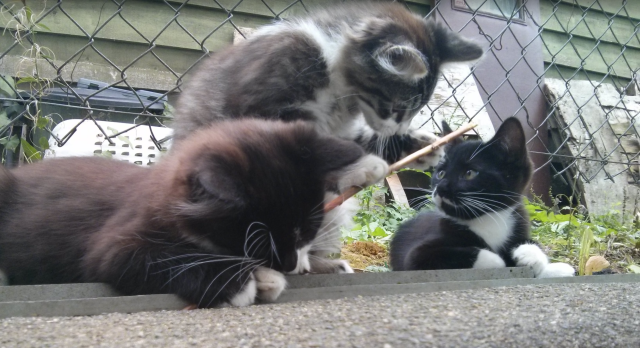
[0, 0, 638, 214]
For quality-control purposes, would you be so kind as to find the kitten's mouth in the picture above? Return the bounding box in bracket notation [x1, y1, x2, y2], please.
[434, 194, 457, 209]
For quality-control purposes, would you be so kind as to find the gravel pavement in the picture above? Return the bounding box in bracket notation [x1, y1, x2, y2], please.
[0, 282, 638, 348]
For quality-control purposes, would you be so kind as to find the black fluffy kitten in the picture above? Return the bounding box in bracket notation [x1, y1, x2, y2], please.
[390, 118, 574, 278]
[0, 119, 388, 307]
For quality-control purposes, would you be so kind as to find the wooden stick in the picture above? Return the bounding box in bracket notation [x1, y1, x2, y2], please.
[323, 122, 478, 213]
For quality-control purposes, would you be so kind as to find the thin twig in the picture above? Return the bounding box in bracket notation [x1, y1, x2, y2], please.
[324, 122, 478, 213]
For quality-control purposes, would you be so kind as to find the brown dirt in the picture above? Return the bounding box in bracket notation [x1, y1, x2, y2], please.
[340, 241, 389, 271]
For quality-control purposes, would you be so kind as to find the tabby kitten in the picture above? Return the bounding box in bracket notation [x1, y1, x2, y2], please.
[0, 120, 388, 307]
[173, 1, 483, 167]
[389, 118, 575, 278]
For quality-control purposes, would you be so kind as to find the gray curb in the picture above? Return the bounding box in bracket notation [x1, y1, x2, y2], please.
[1, 268, 638, 318]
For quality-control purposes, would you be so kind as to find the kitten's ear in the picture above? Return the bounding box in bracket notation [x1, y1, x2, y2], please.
[429, 21, 484, 63]
[441, 121, 463, 146]
[180, 158, 245, 218]
[375, 45, 428, 80]
[311, 136, 366, 175]
[489, 117, 528, 163]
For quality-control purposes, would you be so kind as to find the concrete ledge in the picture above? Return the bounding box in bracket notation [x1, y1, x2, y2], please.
[1, 271, 638, 319]
[0, 283, 118, 302]
[0, 294, 187, 319]
[287, 267, 534, 289]
[277, 274, 640, 304]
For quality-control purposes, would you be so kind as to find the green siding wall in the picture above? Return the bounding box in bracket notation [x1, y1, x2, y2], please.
[0, 0, 431, 90]
[541, 0, 639, 87]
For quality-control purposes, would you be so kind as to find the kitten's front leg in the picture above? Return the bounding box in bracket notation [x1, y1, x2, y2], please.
[358, 128, 444, 170]
[252, 266, 287, 302]
[406, 246, 505, 270]
[334, 154, 389, 192]
[93, 243, 268, 308]
[400, 129, 445, 170]
[512, 243, 575, 278]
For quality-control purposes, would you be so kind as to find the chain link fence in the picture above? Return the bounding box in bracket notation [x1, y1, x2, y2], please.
[0, 0, 638, 215]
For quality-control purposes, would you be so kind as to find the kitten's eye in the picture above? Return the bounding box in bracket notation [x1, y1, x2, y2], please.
[463, 170, 479, 180]
[436, 170, 445, 179]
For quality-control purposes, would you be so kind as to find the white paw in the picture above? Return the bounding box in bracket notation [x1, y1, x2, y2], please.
[228, 275, 257, 307]
[473, 249, 506, 269]
[337, 260, 354, 274]
[253, 266, 287, 302]
[512, 244, 549, 277]
[403, 129, 444, 170]
[538, 262, 575, 278]
[337, 154, 388, 191]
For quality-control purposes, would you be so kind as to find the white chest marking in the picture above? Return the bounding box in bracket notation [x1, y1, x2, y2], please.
[458, 207, 515, 252]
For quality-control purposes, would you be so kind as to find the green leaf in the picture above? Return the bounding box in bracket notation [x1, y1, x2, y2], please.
[38, 136, 49, 150]
[0, 110, 9, 128]
[628, 265, 640, 274]
[25, 6, 33, 22]
[35, 23, 51, 31]
[35, 116, 48, 129]
[371, 226, 387, 237]
[0, 135, 20, 151]
[107, 126, 134, 148]
[20, 139, 42, 161]
[16, 77, 39, 85]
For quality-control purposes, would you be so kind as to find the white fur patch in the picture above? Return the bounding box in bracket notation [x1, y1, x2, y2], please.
[473, 249, 506, 269]
[512, 243, 575, 278]
[357, 100, 405, 136]
[337, 260, 354, 274]
[253, 266, 287, 302]
[289, 244, 311, 274]
[296, 20, 343, 68]
[459, 207, 515, 252]
[538, 262, 576, 278]
[228, 276, 257, 307]
[337, 154, 388, 191]
[512, 243, 549, 276]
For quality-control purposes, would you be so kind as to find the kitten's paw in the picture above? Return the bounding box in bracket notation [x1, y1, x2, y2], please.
[512, 244, 549, 277]
[403, 129, 444, 170]
[309, 257, 354, 274]
[253, 266, 287, 302]
[539, 262, 575, 278]
[337, 260, 354, 274]
[473, 249, 506, 269]
[337, 154, 388, 191]
[228, 275, 257, 307]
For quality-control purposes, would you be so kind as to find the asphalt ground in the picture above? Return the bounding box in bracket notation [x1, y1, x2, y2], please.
[1, 282, 637, 348]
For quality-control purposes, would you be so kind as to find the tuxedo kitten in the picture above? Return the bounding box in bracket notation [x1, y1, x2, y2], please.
[389, 118, 575, 278]
[0, 119, 388, 307]
[173, 1, 484, 168]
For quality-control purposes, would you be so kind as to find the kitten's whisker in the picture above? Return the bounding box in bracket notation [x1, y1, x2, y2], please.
[462, 197, 508, 230]
[268, 233, 282, 266]
[245, 233, 267, 258]
[151, 253, 243, 264]
[244, 227, 268, 257]
[158, 257, 250, 287]
[116, 248, 141, 286]
[469, 138, 501, 161]
[201, 259, 265, 308]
